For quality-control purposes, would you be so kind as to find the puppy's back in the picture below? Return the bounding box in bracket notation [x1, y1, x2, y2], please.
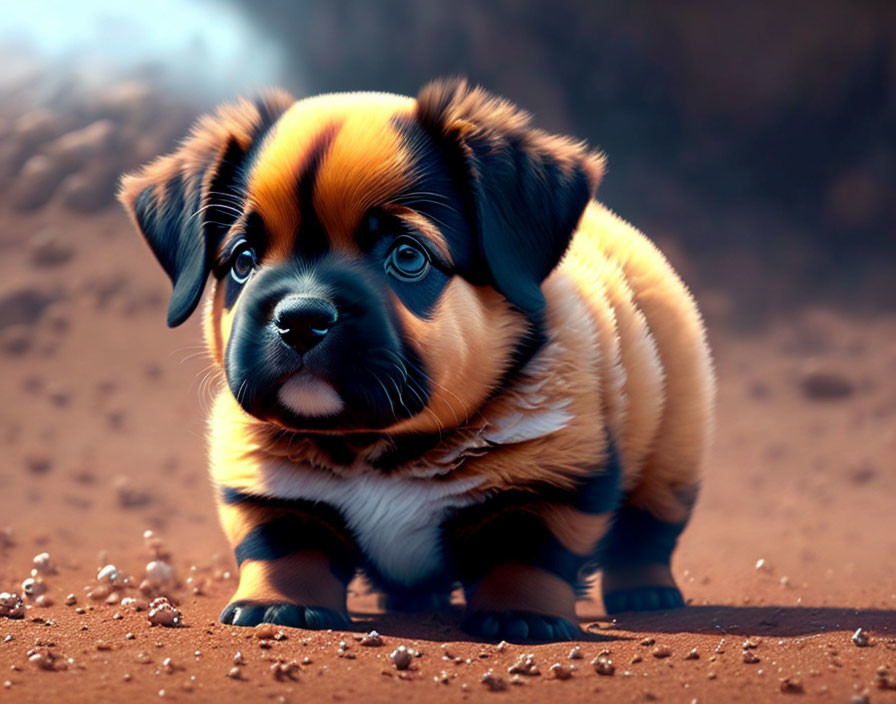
[559, 202, 715, 523]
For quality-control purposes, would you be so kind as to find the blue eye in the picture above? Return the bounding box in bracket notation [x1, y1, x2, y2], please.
[385, 240, 430, 282]
[230, 247, 256, 284]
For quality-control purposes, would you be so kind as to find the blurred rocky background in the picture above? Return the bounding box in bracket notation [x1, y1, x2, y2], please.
[0, 0, 893, 329]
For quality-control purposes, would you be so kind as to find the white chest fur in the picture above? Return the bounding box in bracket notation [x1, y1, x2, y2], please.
[257, 462, 486, 588]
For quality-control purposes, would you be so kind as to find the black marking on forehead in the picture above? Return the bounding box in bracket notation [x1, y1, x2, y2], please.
[241, 95, 294, 186]
[294, 124, 342, 259]
[391, 117, 480, 281]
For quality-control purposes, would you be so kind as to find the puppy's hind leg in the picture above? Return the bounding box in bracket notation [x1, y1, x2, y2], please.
[217, 488, 358, 630]
[598, 481, 699, 614]
[449, 456, 623, 642]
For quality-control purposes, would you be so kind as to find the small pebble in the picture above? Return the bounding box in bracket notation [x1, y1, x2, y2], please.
[568, 645, 583, 660]
[145, 561, 174, 586]
[851, 628, 870, 647]
[640, 637, 655, 646]
[496, 640, 508, 652]
[390, 645, 412, 671]
[32, 553, 55, 575]
[147, 597, 181, 627]
[779, 677, 804, 693]
[0, 593, 25, 619]
[653, 645, 672, 658]
[227, 666, 241, 680]
[742, 651, 760, 664]
[233, 651, 245, 666]
[755, 558, 771, 572]
[97, 564, 122, 583]
[269, 661, 299, 682]
[21, 577, 46, 598]
[550, 662, 573, 680]
[254, 623, 277, 639]
[64, 594, 77, 606]
[877, 665, 896, 690]
[481, 669, 507, 691]
[593, 656, 615, 676]
[684, 648, 699, 660]
[34, 595, 53, 608]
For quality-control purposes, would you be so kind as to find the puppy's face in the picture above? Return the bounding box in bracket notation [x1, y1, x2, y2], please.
[120, 80, 604, 435]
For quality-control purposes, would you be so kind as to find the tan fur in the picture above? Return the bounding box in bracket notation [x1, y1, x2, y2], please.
[542, 505, 612, 556]
[467, 564, 577, 621]
[563, 202, 715, 522]
[231, 553, 346, 612]
[121, 80, 715, 629]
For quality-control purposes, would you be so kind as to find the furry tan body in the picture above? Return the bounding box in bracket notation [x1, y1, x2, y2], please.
[120, 79, 715, 640]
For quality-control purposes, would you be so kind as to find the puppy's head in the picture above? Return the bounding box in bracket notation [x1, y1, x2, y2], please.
[119, 79, 604, 434]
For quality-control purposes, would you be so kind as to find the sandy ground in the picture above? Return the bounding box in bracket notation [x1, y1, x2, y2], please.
[0, 199, 894, 704]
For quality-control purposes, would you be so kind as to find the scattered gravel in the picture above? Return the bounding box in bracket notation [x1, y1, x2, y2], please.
[508, 654, 540, 676]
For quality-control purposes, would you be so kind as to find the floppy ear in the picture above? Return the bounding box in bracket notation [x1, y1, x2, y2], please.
[118, 91, 294, 327]
[416, 78, 605, 316]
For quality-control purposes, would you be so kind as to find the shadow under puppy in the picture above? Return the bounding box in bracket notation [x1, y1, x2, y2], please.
[118, 78, 715, 642]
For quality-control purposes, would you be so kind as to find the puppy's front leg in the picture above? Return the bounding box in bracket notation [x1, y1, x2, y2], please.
[217, 489, 358, 629]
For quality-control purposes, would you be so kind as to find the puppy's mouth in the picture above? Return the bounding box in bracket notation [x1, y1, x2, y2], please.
[275, 370, 345, 418]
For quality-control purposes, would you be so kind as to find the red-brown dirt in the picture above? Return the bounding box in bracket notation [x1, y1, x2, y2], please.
[1, 78, 895, 703]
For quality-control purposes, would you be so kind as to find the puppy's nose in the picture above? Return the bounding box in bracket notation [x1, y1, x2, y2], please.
[273, 297, 339, 353]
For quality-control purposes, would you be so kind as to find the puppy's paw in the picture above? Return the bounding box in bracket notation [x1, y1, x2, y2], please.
[602, 585, 684, 614]
[462, 610, 581, 642]
[220, 600, 351, 630]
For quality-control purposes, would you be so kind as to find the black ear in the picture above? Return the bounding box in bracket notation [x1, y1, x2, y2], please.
[416, 78, 605, 316]
[118, 92, 293, 327]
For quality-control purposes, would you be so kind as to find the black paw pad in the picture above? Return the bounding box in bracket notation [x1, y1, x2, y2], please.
[461, 610, 581, 642]
[219, 600, 350, 630]
[602, 585, 684, 614]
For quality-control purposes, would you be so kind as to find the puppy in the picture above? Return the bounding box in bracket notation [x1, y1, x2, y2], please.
[119, 78, 715, 642]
